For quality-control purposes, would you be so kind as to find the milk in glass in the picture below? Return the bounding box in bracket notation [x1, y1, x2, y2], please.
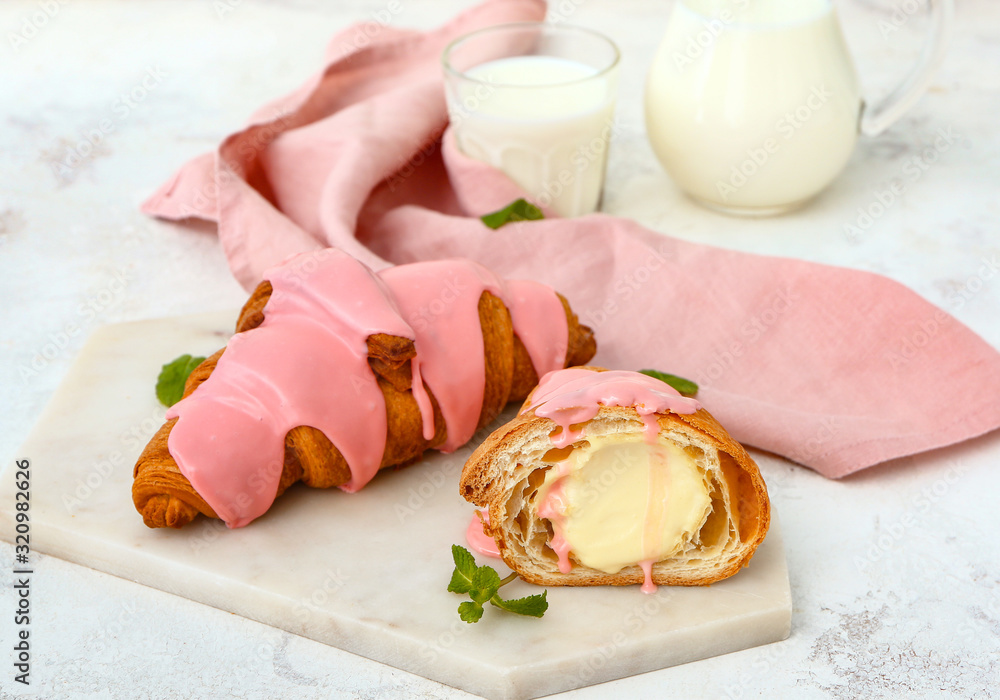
[450, 55, 617, 218]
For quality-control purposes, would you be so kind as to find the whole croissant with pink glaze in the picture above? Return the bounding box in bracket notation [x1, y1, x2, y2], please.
[132, 250, 596, 529]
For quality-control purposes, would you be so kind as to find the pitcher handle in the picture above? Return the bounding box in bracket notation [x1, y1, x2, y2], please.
[859, 0, 954, 137]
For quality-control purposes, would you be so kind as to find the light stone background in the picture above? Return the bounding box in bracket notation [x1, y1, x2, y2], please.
[1, 0, 998, 698]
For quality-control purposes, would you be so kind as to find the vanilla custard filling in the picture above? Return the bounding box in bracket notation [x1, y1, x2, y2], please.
[536, 434, 712, 576]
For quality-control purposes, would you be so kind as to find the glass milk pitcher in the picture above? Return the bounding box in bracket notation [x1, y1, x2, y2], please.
[644, 0, 953, 216]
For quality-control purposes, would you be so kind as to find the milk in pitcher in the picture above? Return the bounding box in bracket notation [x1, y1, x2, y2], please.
[645, 0, 862, 213]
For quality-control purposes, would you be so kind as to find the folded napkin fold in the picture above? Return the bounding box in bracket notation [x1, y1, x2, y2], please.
[142, 0, 1000, 479]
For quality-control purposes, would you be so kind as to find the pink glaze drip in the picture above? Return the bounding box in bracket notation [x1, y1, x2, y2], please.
[550, 424, 586, 449]
[381, 261, 570, 453]
[537, 461, 574, 573]
[409, 357, 435, 441]
[381, 261, 504, 452]
[505, 279, 568, 380]
[549, 532, 573, 574]
[639, 559, 657, 594]
[526, 369, 701, 446]
[465, 510, 501, 558]
[640, 413, 661, 444]
[166, 251, 569, 529]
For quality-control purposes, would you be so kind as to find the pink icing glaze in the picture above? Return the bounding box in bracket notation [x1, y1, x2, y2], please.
[166, 251, 569, 528]
[167, 251, 412, 527]
[526, 368, 701, 448]
[381, 261, 571, 453]
[409, 358, 434, 441]
[380, 261, 504, 453]
[537, 461, 574, 573]
[505, 279, 568, 381]
[639, 559, 657, 594]
[465, 510, 501, 558]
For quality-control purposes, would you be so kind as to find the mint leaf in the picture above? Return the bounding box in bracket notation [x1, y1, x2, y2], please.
[480, 198, 544, 229]
[448, 545, 478, 594]
[448, 569, 472, 595]
[639, 369, 698, 397]
[447, 544, 548, 622]
[469, 565, 502, 604]
[458, 601, 485, 624]
[156, 354, 206, 407]
[491, 591, 548, 618]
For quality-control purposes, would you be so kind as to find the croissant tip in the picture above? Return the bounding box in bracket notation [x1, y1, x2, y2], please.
[139, 494, 197, 529]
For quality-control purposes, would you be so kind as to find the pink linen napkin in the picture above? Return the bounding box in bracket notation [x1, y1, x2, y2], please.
[142, 0, 1000, 479]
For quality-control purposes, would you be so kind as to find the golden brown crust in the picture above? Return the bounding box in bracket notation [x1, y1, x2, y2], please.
[235, 280, 272, 333]
[132, 283, 596, 529]
[559, 293, 597, 370]
[459, 367, 770, 588]
[477, 291, 515, 432]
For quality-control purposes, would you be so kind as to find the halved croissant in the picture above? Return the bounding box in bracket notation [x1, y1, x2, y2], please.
[460, 367, 769, 587]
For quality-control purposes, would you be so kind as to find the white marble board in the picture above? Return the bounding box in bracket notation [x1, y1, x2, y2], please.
[0, 312, 792, 700]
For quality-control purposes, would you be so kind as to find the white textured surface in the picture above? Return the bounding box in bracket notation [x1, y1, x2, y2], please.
[1, 0, 999, 698]
[0, 312, 791, 700]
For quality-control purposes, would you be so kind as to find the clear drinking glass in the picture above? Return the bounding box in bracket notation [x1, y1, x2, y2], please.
[442, 22, 620, 218]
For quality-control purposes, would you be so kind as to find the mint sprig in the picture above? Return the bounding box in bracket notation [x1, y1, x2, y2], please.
[480, 198, 544, 229]
[156, 354, 206, 407]
[639, 369, 699, 397]
[448, 545, 548, 623]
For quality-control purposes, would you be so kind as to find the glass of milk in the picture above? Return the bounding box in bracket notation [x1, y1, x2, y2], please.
[443, 23, 620, 218]
[645, 0, 953, 216]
